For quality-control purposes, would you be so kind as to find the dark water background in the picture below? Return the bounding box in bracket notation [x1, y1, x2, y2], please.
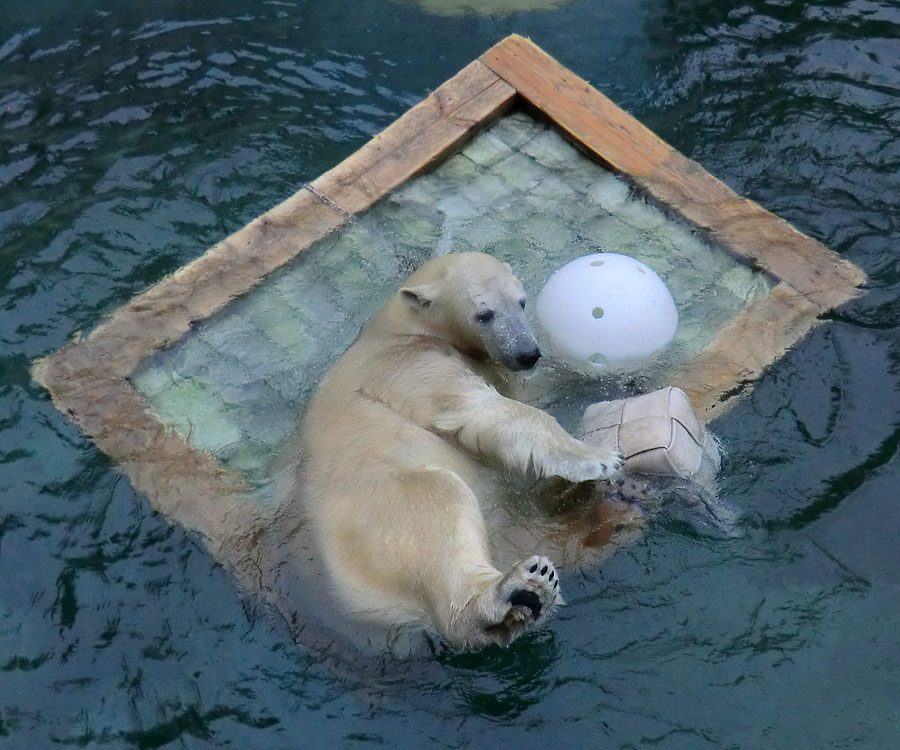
[2, 0, 899, 747]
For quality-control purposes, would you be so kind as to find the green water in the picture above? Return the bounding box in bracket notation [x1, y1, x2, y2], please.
[3, 1, 899, 747]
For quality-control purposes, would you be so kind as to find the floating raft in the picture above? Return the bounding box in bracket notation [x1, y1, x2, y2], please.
[33, 35, 865, 567]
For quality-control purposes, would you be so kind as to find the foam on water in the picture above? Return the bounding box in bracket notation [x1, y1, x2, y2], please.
[132, 111, 772, 489]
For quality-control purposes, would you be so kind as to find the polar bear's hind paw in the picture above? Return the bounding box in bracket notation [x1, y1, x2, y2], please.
[509, 588, 543, 619]
[484, 555, 562, 645]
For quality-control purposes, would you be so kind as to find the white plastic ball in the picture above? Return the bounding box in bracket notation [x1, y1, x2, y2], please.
[535, 253, 678, 368]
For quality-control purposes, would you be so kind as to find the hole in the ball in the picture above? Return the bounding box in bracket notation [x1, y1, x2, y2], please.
[592, 306, 604, 319]
[636, 266, 647, 274]
[590, 260, 604, 266]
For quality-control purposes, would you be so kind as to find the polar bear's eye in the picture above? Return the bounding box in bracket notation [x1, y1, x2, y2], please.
[476, 310, 495, 324]
[519, 299, 526, 309]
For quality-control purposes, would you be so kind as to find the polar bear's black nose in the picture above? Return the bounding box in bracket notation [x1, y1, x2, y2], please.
[516, 348, 541, 370]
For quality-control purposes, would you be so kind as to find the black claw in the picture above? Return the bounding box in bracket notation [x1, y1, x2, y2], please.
[553, 579, 559, 589]
[528, 563, 538, 574]
[548, 570, 554, 581]
[540, 565, 548, 576]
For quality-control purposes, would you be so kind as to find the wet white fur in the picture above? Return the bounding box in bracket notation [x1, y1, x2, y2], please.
[297, 253, 622, 649]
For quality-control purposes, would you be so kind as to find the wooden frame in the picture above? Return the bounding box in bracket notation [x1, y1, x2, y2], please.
[33, 35, 865, 563]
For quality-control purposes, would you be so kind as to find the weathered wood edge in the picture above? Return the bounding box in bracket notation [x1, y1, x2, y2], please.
[311, 60, 516, 215]
[481, 34, 866, 313]
[32, 346, 259, 556]
[31, 187, 345, 553]
[636, 151, 866, 311]
[670, 282, 821, 422]
[481, 35, 673, 176]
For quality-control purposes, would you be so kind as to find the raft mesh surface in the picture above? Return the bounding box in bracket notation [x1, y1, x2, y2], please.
[131, 112, 772, 485]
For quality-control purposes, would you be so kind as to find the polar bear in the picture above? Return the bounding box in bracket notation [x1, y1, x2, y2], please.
[296, 253, 623, 650]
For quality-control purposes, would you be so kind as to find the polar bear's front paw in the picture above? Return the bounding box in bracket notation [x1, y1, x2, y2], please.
[596, 449, 626, 479]
[551, 449, 625, 483]
[484, 555, 562, 645]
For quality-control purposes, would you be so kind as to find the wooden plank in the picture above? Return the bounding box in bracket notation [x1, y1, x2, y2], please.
[46, 189, 346, 380]
[636, 151, 866, 311]
[30, 187, 345, 556]
[670, 283, 822, 421]
[46, 61, 514, 385]
[480, 35, 673, 176]
[483, 35, 864, 312]
[32, 345, 259, 559]
[311, 60, 516, 215]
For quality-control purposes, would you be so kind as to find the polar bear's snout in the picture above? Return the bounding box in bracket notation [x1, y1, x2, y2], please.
[495, 331, 541, 372]
[488, 308, 542, 371]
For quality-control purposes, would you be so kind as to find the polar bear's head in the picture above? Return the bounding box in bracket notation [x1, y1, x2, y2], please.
[398, 253, 541, 371]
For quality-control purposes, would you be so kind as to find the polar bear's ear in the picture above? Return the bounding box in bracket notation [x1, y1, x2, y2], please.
[399, 283, 438, 310]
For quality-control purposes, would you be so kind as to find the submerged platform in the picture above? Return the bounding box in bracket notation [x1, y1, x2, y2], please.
[128, 112, 772, 489]
[33, 35, 865, 574]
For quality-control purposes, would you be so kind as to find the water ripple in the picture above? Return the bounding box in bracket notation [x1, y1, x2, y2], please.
[2, 1, 900, 747]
